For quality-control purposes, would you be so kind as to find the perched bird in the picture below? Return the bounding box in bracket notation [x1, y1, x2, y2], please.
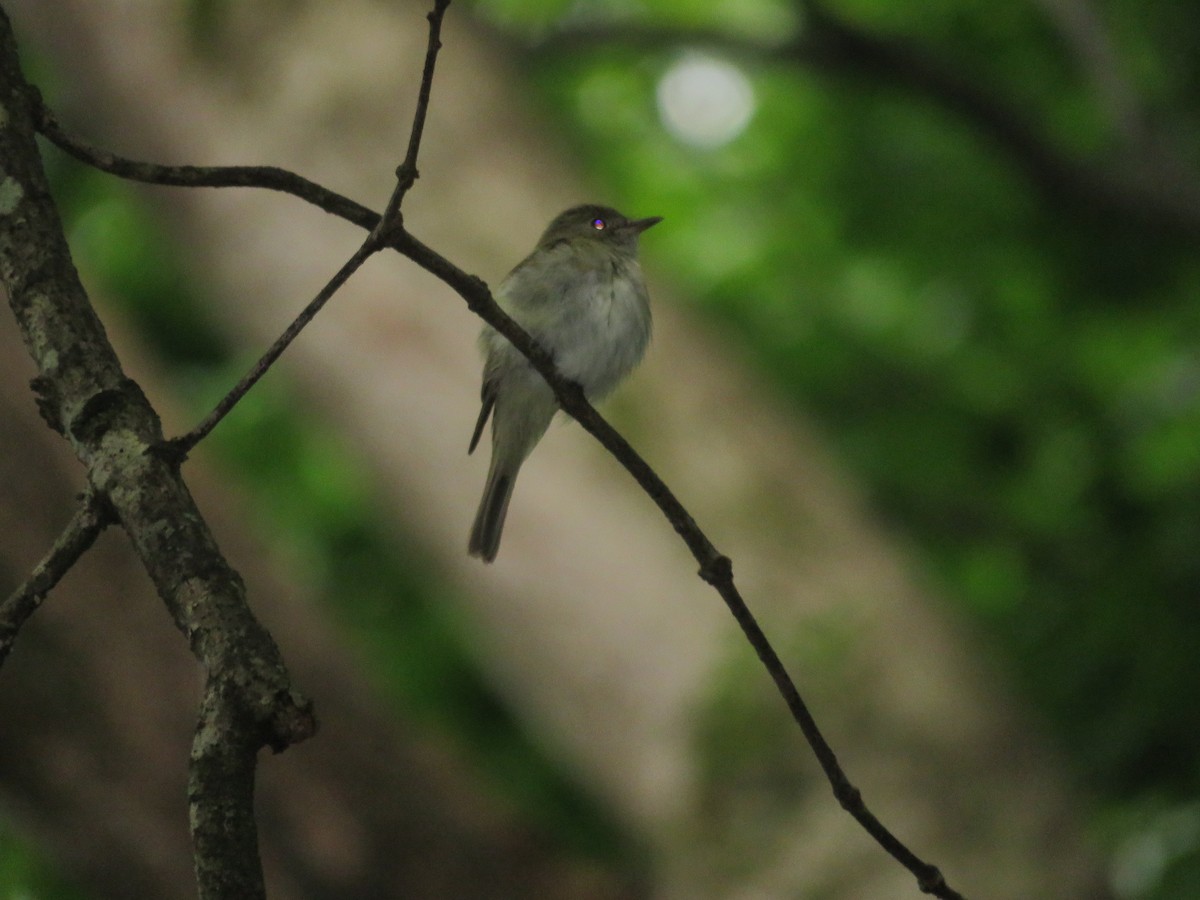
[468, 204, 661, 562]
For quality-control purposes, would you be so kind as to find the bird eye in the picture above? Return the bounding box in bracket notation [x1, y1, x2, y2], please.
[591, 218, 606, 230]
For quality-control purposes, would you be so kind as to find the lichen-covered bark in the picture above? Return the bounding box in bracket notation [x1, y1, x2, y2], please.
[0, 8, 313, 898]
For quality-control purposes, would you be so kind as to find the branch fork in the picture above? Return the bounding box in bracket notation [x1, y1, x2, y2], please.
[3, 0, 971, 896]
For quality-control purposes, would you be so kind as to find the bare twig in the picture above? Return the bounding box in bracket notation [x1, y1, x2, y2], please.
[27, 2, 965, 896]
[167, 0, 451, 455]
[39, 101, 386, 457]
[0, 490, 111, 668]
[389, 228, 965, 900]
[168, 241, 376, 457]
[36, 101, 377, 230]
[390, 0, 451, 210]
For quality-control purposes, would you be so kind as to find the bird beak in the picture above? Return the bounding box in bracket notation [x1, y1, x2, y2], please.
[626, 216, 663, 234]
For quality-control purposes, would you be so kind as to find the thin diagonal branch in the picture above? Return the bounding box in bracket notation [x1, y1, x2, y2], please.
[26, 4, 963, 895]
[388, 227, 965, 900]
[169, 240, 377, 457]
[35, 98, 378, 231]
[0, 489, 112, 667]
[168, 7, 459, 887]
[391, 0, 451, 209]
[39, 105, 389, 460]
[167, 0, 451, 455]
[38, 102, 380, 232]
[31, 98, 967, 900]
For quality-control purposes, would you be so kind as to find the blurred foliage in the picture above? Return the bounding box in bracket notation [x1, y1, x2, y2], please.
[0, 819, 85, 899]
[474, 0, 1200, 896]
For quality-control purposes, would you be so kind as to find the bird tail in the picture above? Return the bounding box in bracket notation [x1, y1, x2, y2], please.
[468, 458, 519, 563]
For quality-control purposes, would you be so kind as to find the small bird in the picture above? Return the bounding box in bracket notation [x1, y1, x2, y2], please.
[468, 204, 661, 562]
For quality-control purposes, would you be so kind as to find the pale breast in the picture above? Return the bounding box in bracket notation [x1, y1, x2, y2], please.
[548, 260, 651, 398]
[490, 247, 652, 400]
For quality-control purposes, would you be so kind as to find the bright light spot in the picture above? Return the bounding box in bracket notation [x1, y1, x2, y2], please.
[656, 53, 755, 149]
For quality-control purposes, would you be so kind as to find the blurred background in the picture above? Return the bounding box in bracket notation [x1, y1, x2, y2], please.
[2, 0, 1198, 897]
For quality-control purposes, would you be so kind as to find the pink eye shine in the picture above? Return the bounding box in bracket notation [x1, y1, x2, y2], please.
[591, 218, 606, 230]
